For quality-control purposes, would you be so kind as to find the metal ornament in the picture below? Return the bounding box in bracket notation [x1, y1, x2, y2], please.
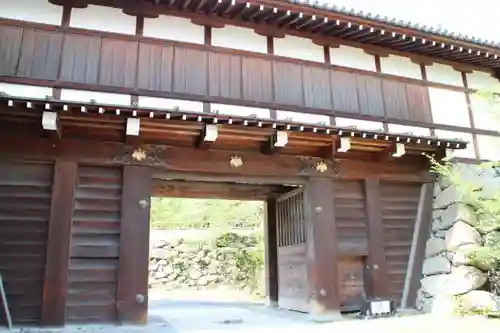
[229, 155, 243, 168]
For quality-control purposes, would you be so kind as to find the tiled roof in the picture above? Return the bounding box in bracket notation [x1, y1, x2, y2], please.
[287, 0, 500, 49]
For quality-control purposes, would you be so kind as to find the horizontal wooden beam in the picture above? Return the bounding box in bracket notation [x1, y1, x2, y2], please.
[0, 134, 433, 182]
[152, 179, 292, 200]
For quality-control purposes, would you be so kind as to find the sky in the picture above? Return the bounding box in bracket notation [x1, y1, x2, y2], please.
[319, 0, 499, 43]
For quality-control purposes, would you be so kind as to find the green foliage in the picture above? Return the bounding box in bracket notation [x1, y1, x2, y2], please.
[150, 198, 264, 230]
[214, 232, 265, 294]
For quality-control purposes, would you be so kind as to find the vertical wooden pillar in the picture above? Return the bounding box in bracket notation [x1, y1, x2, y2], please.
[304, 178, 341, 321]
[363, 179, 390, 299]
[264, 198, 279, 306]
[41, 161, 78, 326]
[401, 183, 434, 308]
[116, 166, 152, 324]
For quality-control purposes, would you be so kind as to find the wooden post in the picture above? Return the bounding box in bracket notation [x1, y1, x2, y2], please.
[363, 179, 390, 299]
[304, 178, 342, 321]
[116, 166, 152, 324]
[264, 198, 279, 307]
[41, 161, 78, 326]
[401, 183, 434, 308]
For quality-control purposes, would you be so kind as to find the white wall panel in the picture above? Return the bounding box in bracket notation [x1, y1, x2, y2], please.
[426, 63, 464, 87]
[335, 118, 384, 131]
[0, 83, 53, 99]
[470, 94, 500, 131]
[274, 35, 324, 62]
[429, 88, 470, 127]
[211, 104, 270, 118]
[276, 111, 329, 124]
[387, 124, 431, 137]
[212, 26, 266, 53]
[477, 135, 500, 160]
[144, 15, 204, 44]
[434, 130, 475, 159]
[467, 71, 500, 93]
[61, 89, 131, 106]
[138, 97, 203, 112]
[330, 45, 376, 72]
[380, 55, 421, 79]
[0, 0, 62, 25]
[71, 5, 136, 35]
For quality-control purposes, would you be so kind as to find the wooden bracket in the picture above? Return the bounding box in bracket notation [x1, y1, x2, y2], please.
[262, 130, 288, 154]
[377, 141, 406, 161]
[125, 118, 141, 146]
[42, 111, 61, 140]
[196, 124, 219, 149]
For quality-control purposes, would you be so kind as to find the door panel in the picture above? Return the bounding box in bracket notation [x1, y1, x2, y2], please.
[276, 187, 309, 312]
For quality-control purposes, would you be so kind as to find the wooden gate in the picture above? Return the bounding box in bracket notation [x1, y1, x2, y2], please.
[276, 187, 309, 312]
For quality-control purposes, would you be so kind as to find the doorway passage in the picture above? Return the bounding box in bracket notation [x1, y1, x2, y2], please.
[146, 174, 307, 328]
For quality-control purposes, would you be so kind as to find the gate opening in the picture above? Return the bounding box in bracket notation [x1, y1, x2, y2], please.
[146, 175, 304, 326]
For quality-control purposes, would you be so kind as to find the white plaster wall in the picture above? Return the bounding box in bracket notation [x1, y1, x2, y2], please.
[143, 15, 204, 45]
[70, 5, 136, 35]
[476, 135, 500, 161]
[467, 71, 500, 93]
[138, 97, 203, 113]
[210, 104, 270, 118]
[211, 26, 266, 53]
[329, 45, 376, 72]
[0, 83, 53, 99]
[469, 94, 500, 132]
[273, 35, 324, 62]
[387, 124, 431, 137]
[425, 63, 464, 87]
[0, 0, 62, 25]
[434, 130, 475, 159]
[276, 111, 329, 125]
[380, 55, 422, 79]
[60, 89, 131, 106]
[429, 88, 470, 127]
[335, 117, 384, 131]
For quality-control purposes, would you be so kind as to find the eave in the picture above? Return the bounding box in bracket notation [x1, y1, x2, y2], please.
[52, 0, 500, 70]
[0, 95, 467, 161]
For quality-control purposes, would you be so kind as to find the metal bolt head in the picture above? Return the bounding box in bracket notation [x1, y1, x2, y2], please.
[315, 206, 322, 213]
[135, 294, 145, 304]
[320, 289, 327, 296]
[138, 200, 149, 209]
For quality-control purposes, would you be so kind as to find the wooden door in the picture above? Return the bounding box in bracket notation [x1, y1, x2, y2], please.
[276, 188, 309, 312]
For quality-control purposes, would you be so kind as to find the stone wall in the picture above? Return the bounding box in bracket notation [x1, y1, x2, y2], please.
[148, 232, 265, 295]
[417, 163, 500, 314]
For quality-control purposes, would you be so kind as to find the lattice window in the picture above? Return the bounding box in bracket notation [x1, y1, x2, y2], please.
[276, 189, 306, 247]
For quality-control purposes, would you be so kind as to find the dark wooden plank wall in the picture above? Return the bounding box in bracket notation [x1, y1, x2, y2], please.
[380, 182, 422, 304]
[0, 162, 53, 325]
[334, 180, 367, 311]
[66, 166, 123, 323]
[0, 24, 432, 123]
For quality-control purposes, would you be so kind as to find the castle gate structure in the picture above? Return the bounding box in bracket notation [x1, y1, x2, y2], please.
[0, 0, 499, 327]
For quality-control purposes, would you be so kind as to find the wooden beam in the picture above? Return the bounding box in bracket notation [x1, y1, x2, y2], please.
[125, 117, 141, 146]
[41, 111, 61, 140]
[261, 130, 288, 154]
[117, 166, 152, 324]
[363, 179, 390, 299]
[0, 135, 433, 182]
[401, 183, 434, 308]
[264, 198, 279, 307]
[41, 161, 78, 326]
[196, 124, 218, 149]
[305, 178, 341, 321]
[152, 179, 292, 200]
